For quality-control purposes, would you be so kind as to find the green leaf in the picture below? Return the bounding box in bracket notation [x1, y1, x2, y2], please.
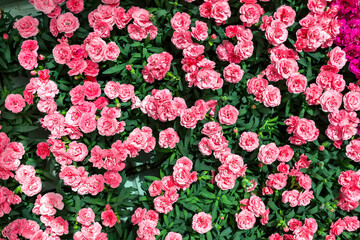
[103, 64, 126, 74]
[13, 126, 38, 133]
[220, 227, 232, 237]
[206, 231, 213, 240]
[4, 45, 11, 63]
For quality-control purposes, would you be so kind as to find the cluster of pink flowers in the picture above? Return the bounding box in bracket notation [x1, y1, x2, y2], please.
[104, 81, 134, 102]
[281, 188, 314, 208]
[18, 39, 39, 70]
[261, 153, 315, 208]
[247, 74, 281, 107]
[15, 164, 42, 197]
[170, 12, 195, 49]
[0, 132, 42, 197]
[337, 170, 360, 211]
[305, 47, 347, 107]
[270, 218, 317, 240]
[29, 192, 70, 239]
[199, 0, 230, 24]
[127, 7, 157, 41]
[284, 116, 319, 145]
[199, 122, 247, 190]
[262, 5, 295, 46]
[1, 219, 41, 240]
[149, 157, 197, 214]
[53, 35, 118, 76]
[302, 46, 360, 148]
[192, 212, 212, 234]
[217, 25, 254, 64]
[258, 143, 289, 165]
[23, 70, 60, 115]
[55, 126, 156, 195]
[142, 52, 173, 84]
[49, 140, 88, 166]
[169, 12, 225, 90]
[30, 0, 69, 18]
[32, 192, 64, 216]
[88, 4, 125, 38]
[158, 128, 180, 149]
[327, 216, 359, 238]
[64, 82, 124, 137]
[179, 99, 217, 129]
[97, 106, 125, 136]
[295, 1, 341, 52]
[131, 208, 160, 240]
[265, 44, 301, 86]
[13, 16, 39, 39]
[74, 208, 108, 240]
[236, 195, 269, 230]
[325, 110, 359, 148]
[184, 52, 223, 90]
[0, 186, 21, 217]
[138, 89, 187, 122]
[94, 127, 154, 161]
[59, 164, 105, 196]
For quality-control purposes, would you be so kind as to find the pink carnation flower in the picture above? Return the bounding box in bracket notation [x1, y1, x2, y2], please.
[192, 212, 212, 234]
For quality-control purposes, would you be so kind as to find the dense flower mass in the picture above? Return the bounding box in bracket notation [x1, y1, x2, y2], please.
[1, 0, 360, 239]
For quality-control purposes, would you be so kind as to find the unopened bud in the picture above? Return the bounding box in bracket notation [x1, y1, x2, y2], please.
[211, 34, 217, 40]
[126, 64, 132, 70]
[38, 54, 45, 60]
[3, 33, 9, 40]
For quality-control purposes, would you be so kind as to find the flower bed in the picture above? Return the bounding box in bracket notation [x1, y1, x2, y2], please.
[0, 0, 360, 239]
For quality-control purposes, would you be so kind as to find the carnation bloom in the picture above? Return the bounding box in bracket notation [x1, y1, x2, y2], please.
[239, 132, 259, 152]
[235, 210, 256, 230]
[13, 16, 39, 38]
[57, 12, 80, 34]
[101, 207, 118, 227]
[192, 212, 212, 234]
[5, 94, 26, 113]
[218, 105, 239, 125]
